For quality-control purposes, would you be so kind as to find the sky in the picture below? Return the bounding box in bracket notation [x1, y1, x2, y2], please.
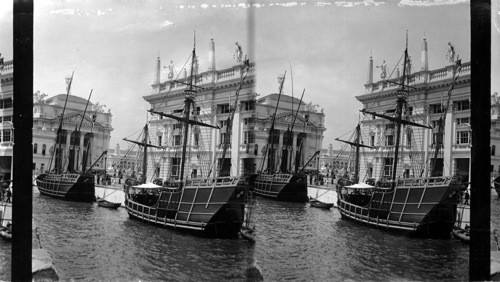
[0, 0, 498, 150]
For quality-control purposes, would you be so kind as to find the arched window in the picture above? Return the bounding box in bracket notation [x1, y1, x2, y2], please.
[33, 143, 38, 154]
[42, 144, 46, 156]
[492, 145, 496, 156]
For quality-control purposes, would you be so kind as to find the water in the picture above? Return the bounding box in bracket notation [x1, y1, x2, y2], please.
[4, 188, 494, 281]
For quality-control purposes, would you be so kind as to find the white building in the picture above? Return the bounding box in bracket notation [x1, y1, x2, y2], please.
[33, 80, 113, 174]
[356, 38, 471, 182]
[0, 56, 13, 180]
[141, 39, 326, 181]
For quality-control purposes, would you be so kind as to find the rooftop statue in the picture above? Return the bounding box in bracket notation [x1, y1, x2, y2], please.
[234, 42, 243, 64]
[376, 60, 387, 80]
[92, 102, 106, 113]
[33, 91, 48, 104]
[446, 42, 455, 63]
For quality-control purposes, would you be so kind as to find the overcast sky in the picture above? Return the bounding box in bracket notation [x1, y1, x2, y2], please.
[0, 0, 498, 149]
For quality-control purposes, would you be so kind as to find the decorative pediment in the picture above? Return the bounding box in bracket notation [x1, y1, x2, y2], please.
[61, 113, 103, 128]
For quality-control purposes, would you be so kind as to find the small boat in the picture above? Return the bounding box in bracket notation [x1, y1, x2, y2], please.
[96, 196, 121, 209]
[452, 227, 470, 242]
[309, 197, 334, 209]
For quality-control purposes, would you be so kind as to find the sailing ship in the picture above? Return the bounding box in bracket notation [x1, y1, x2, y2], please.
[250, 75, 309, 202]
[36, 76, 102, 202]
[335, 38, 462, 238]
[123, 36, 252, 237]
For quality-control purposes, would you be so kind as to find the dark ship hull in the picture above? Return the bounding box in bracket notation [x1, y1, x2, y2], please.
[251, 173, 308, 202]
[36, 173, 96, 202]
[337, 177, 461, 238]
[124, 177, 248, 237]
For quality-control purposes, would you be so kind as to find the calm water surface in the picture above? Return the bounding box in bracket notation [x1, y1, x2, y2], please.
[4, 188, 496, 281]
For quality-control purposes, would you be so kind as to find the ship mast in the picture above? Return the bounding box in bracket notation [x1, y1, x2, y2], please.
[179, 32, 198, 186]
[48, 71, 74, 174]
[123, 124, 162, 183]
[336, 123, 375, 182]
[75, 89, 92, 172]
[259, 71, 286, 173]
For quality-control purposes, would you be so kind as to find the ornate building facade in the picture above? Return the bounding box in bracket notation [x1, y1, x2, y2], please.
[356, 38, 471, 182]
[33, 80, 113, 174]
[141, 39, 326, 181]
[491, 92, 500, 179]
[0, 56, 13, 180]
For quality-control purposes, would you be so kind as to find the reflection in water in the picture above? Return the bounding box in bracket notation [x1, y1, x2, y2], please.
[0, 188, 476, 280]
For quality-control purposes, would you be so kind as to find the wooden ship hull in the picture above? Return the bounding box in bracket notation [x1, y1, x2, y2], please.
[36, 173, 96, 202]
[251, 173, 308, 202]
[336, 177, 461, 238]
[124, 177, 248, 237]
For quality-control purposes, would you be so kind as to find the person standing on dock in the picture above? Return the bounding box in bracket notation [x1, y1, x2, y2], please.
[464, 190, 470, 205]
[5, 187, 11, 203]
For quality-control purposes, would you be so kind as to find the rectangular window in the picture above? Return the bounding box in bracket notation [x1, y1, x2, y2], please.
[243, 117, 254, 126]
[385, 123, 395, 130]
[192, 107, 200, 116]
[385, 109, 396, 114]
[173, 108, 183, 114]
[370, 135, 375, 147]
[171, 158, 180, 177]
[456, 117, 470, 125]
[218, 104, 231, 114]
[194, 132, 199, 146]
[219, 119, 228, 128]
[173, 123, 182, 130]
[454, 100, 470, 111]
[2, 98, 12, 109]
[383, 158, 393, 177]
[385, 135, 394, 146]
[244, 131, 255, 144]
[3, 116, 12, 123]
[430, 103, 443, 114]
[173, 135, 181, 146]
[2, 129, 11, 142]
[456, 131, 470, 144]
[158, 135, 162, 146]
[243, 101, 255, 111]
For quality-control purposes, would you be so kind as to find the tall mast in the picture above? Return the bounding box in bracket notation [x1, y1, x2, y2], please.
[392, 33, 409, 184]
[142, 124, 148, 184]
[179, 32, 197, 184]
[260, 71, 286, 173]
[354, 124, 361, 183]
[76, 89, 92, 172]
[49, 72, 74, 174]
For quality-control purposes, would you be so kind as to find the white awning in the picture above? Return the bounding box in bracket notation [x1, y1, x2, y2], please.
[132, 183, 162, 189]
[345, 183, 375, 189]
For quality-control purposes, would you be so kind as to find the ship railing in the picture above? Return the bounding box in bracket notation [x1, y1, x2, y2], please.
[396, 176, 453, 187]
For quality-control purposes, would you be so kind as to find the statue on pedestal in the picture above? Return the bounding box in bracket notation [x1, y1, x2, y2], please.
[376, 60, 387, 80]
[234, 42, 243, 64]
[446, 42, 455, 63]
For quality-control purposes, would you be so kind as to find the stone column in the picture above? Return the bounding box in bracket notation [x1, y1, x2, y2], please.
[443, 111, 453, 177]
[230, 102, 241, 177]
[79, 133, 84, 171]
[291, 132, 297, 172]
